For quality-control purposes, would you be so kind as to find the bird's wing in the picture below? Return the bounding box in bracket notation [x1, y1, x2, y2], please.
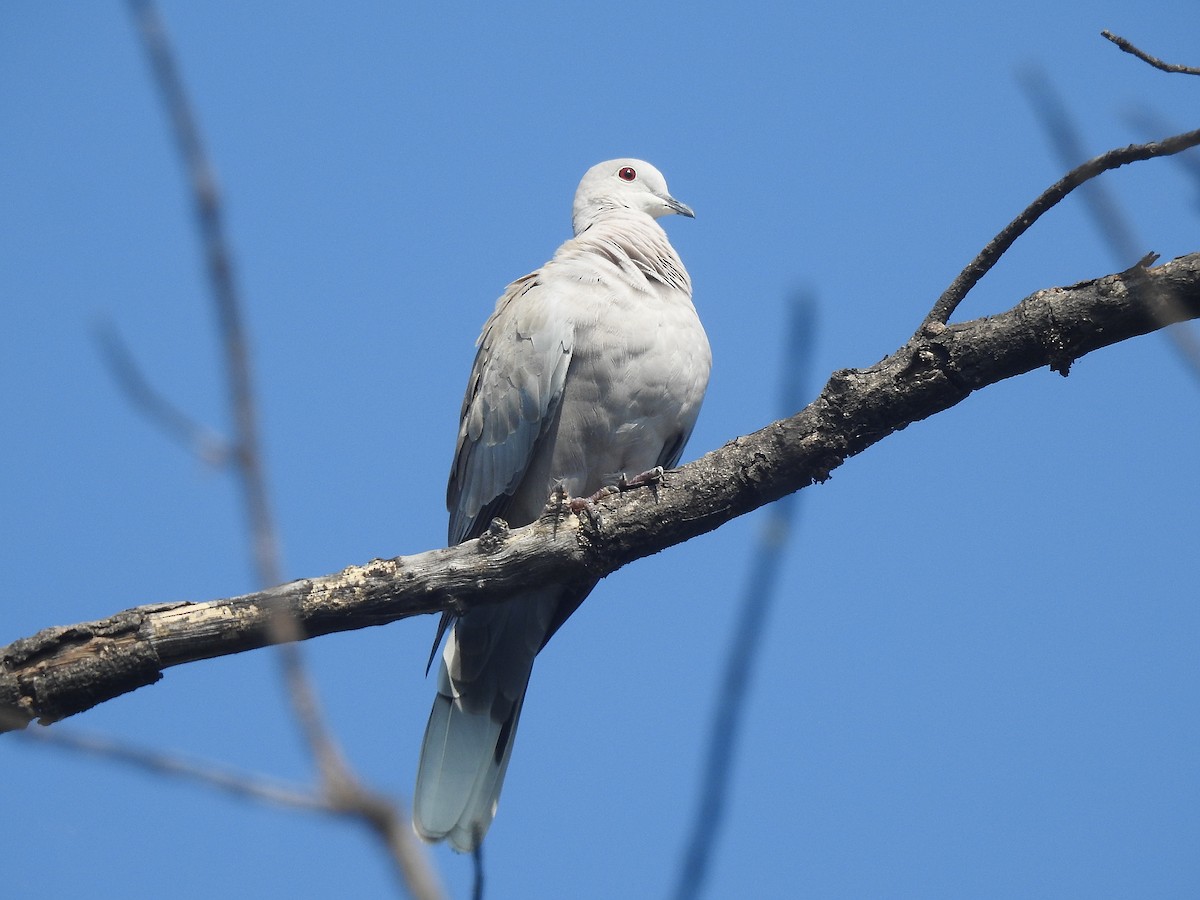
[447, 271, 575, 545]
[417, 268, 578, 844]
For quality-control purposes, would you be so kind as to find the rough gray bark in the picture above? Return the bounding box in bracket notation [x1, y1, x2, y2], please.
[4, 251, 1199, 733]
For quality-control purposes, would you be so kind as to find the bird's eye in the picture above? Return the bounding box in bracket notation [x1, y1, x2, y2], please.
[618, 166, 637, 182]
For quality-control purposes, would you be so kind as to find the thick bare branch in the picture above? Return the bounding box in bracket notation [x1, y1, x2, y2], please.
[5, 252, 1200, 731]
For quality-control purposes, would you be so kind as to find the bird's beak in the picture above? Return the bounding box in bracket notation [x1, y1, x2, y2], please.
[661, 194, 695, 219]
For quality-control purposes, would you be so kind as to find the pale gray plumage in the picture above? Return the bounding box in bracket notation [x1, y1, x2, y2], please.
[413, 159, 711, 852]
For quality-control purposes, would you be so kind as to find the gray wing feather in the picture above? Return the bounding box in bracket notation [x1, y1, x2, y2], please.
[447, 273, 575, 545]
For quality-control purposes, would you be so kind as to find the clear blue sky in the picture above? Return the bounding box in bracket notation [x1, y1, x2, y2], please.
[3, 4, 1199, 899]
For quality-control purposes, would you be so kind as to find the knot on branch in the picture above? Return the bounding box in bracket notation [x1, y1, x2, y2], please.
[476, 518, 511, 554]
[1021, 288, 1075, 377]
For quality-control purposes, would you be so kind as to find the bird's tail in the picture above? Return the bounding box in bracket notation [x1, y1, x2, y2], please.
[413, 596, 550, 852]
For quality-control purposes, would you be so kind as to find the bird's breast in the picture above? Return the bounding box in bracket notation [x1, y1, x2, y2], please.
[543, 284, 710, 497]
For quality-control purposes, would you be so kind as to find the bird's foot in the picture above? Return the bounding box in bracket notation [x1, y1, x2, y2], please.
[550, 468, 665, 531]
[617, 465, 665, 499]
[618, 465, 665, 490]
[568, 486, 617, 528]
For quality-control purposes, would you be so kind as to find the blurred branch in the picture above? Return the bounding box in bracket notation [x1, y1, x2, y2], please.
[95, 317, 231, 467]
[917, 129, 1200, 333]
[672, 295, 816, 900]
[127, 0, 280, 587]
[1125, 109, 1200, 207]
[4, 711, 442, 900]
[1020, 68, 1200, 381]
[1101, 30, 1200, 76]
[6, 709, 324, 811]
[113, 4, 448, 897]
[1018, 67, 1143, 262]
[6, 251, 1200, 729]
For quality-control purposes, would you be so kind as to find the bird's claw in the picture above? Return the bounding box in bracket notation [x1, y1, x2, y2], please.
[568, 487, 616, 529]
[551, 468, 665, 531]
[617, 465, 665, 499]
[617, 465, 665, 491]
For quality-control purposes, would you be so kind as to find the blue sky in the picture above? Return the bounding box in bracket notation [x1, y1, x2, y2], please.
[3, 3, 1199, 899]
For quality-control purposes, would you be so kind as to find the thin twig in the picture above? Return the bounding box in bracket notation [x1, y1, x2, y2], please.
[1018, 67, 1144, 263]
[1125, 109, 1200, 210]
[917, 128, 1200, 333]
[1020, 68, 1200, 381]
[1101, 31, 1200, 76]
[472, 844, 485, 900]
[95, 317, 231, 466]
[672, 296, 817, 900]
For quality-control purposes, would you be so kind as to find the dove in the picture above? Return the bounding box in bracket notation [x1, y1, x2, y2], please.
[413, 159, 711, 852]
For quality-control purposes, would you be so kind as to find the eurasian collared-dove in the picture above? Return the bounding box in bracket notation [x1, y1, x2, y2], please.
[413, 159, 711, 852]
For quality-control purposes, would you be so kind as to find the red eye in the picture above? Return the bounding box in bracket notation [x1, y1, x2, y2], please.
[618, 166, 637, 181]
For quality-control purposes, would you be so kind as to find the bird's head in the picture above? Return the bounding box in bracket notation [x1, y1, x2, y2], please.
[572, 158, 693, 233]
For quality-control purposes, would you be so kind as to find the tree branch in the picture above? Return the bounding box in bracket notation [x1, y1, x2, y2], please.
[5, 251, 1200, 731]
[917, 130, 1200, 333]
[1101, 30, 1200, 76]
[1019, 68, 1200, 381]
[94, 317, 232, 466]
